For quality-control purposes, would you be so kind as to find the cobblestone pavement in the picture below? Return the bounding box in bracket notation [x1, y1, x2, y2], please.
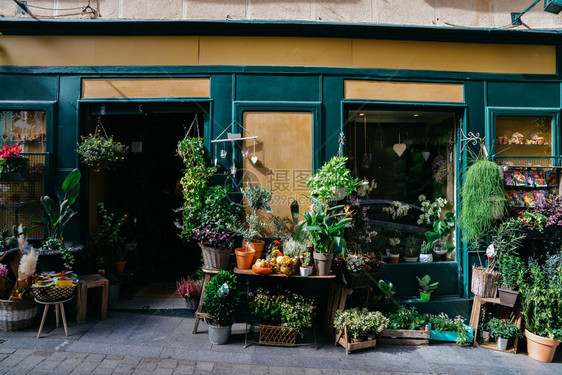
[0, 302, 560, 374]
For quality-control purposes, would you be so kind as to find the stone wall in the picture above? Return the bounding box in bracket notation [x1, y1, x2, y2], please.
[1, 0, 561, 29]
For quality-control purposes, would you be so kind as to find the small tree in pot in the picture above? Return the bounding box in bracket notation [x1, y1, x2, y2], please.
[203, 270, 240, 344]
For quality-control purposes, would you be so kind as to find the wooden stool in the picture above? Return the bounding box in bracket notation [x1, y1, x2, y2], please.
[35, 296, 73, 339]
[192, 268, 219, 334]
[75, 274, 109, 324]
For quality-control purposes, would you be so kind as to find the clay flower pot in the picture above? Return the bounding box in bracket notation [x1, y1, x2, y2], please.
[242, 239, 265, 264]
[235, 247, 255, 269]
[525, 329, 560, 363]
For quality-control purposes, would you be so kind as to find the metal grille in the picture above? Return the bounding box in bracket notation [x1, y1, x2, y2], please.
[0, 153, 47, 239]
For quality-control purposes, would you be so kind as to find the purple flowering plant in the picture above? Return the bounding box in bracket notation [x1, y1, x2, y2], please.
[535, 195, 562, 227]
[192, 225, 233, 249]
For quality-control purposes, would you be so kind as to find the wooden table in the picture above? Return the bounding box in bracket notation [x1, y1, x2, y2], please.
[36, 296, 74, 339]
[75, 274, 109, 324]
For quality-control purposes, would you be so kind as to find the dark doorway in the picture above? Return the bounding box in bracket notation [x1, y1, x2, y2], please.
[88, 111, 204, 283]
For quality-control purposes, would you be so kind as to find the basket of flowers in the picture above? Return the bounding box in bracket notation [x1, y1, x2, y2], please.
[249, 287, 315, 346]
[0, 144, 30, 181]
[31, 271, 78, 302]
[333, 253, 383, 289]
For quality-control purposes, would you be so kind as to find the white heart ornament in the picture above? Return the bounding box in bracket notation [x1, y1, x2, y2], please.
[251, 156, 258, 164]
[393, 143, 407, 157]
[422, 151, 430, 161]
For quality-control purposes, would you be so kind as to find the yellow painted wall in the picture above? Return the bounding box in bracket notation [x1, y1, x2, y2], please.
[82, 78, 210, 98]
[344, 80, 464, 102]
[0, 35, 555, 75]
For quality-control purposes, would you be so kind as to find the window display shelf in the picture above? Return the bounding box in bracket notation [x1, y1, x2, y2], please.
[495, 156, 560, 168]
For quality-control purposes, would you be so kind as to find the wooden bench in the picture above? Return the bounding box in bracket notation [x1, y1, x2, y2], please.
[75, 274, 109, 324]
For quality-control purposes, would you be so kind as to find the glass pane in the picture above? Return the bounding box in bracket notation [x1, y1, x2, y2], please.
[0, 110, 47, 242]
[495, 116, 553, 167]
[344, 109, 456, 262]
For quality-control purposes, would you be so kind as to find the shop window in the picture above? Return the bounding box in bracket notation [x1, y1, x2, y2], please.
[493, 115, 560, 210]
[0, 110, 47, 240]
[344, 109, 457, 262]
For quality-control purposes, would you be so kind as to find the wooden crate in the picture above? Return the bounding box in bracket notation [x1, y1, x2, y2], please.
[258, 324, 298, 346]
[379, 326, 430, 346]
[334, 324, 377, 355]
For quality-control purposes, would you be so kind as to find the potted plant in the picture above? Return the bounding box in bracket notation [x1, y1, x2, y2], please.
[176, 275, 202, 310]
[486, 318, 522, 350]
[298, 196, 353, 275]
[249, 287, 315, 345]
[472, 219, 526, 299]
[299, 251, 312, 277]
[388, 237, 401, 263]
[240, 181, 272, 262]
[427, 313, 472, 345]
[0, 144, 30, 181]
[380, 306, 430, 345]
[519, 261, 562, 362]
[192, 225, 233, 271]
[306, 156, 362, 202]
[76, 128, 129, 172]
[334, 307, 389, 353]
[31, 169, 83, 273]
[92, 203, 127, 274]
[332, 253, 382, 288]
[419, 241, 433, 263]
[416, 274, 438, 302]
[0, 227, 17, 253]
[202, 270, 240, 345]
[497, 253, 525, 307]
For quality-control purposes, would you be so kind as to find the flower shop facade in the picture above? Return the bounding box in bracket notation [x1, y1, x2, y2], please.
[0, 20, 561, 317]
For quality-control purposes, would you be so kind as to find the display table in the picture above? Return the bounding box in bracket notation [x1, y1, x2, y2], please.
[234, 267, 335, 348]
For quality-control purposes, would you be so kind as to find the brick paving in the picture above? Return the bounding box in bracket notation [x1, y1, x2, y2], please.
[0, 302, 560, 374]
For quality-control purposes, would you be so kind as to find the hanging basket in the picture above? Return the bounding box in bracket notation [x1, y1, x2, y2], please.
[258, 324, 298, 346]
[471, 265, 500, 298]
[199, 243, 231, 271]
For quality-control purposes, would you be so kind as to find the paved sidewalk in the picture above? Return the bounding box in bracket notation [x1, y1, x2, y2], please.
[0, 298, 560, 374]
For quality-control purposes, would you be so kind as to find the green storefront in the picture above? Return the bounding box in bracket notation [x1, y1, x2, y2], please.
[0, 19, 560, 317]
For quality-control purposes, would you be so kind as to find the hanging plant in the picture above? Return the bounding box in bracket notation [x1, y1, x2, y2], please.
[458, 157, 506, 245]
[178, 136, 218, 238]
[76, 121, 128, 172]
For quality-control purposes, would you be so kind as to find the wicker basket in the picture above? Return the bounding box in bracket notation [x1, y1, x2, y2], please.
[259, 324, 298, 346]
[471, 265, 500, 298]
[31, 285, 77, 303]
[0, 297, 39, 331]
[200, 243, 231, 270]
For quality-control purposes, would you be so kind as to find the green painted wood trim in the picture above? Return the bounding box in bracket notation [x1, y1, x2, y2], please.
[1, 18, 561, 44]
[1, 65, 559, 81]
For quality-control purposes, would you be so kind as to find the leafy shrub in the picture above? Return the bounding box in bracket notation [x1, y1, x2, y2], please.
[202, 270, 239, 327]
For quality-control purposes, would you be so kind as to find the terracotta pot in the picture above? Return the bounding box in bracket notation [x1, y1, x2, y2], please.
[525, 329, 560, 363]
[114, 260, 127, 274]
[235, 247, 255, 269]
[313, 252, 333, 276]
[242, 239, 265, 265]
[389, 254, 399, 263]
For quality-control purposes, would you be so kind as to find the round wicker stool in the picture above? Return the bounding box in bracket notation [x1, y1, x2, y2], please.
[34, 296, 74, 339]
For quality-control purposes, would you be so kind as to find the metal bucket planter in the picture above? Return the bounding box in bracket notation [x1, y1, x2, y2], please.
[206, 320, 232, 345]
